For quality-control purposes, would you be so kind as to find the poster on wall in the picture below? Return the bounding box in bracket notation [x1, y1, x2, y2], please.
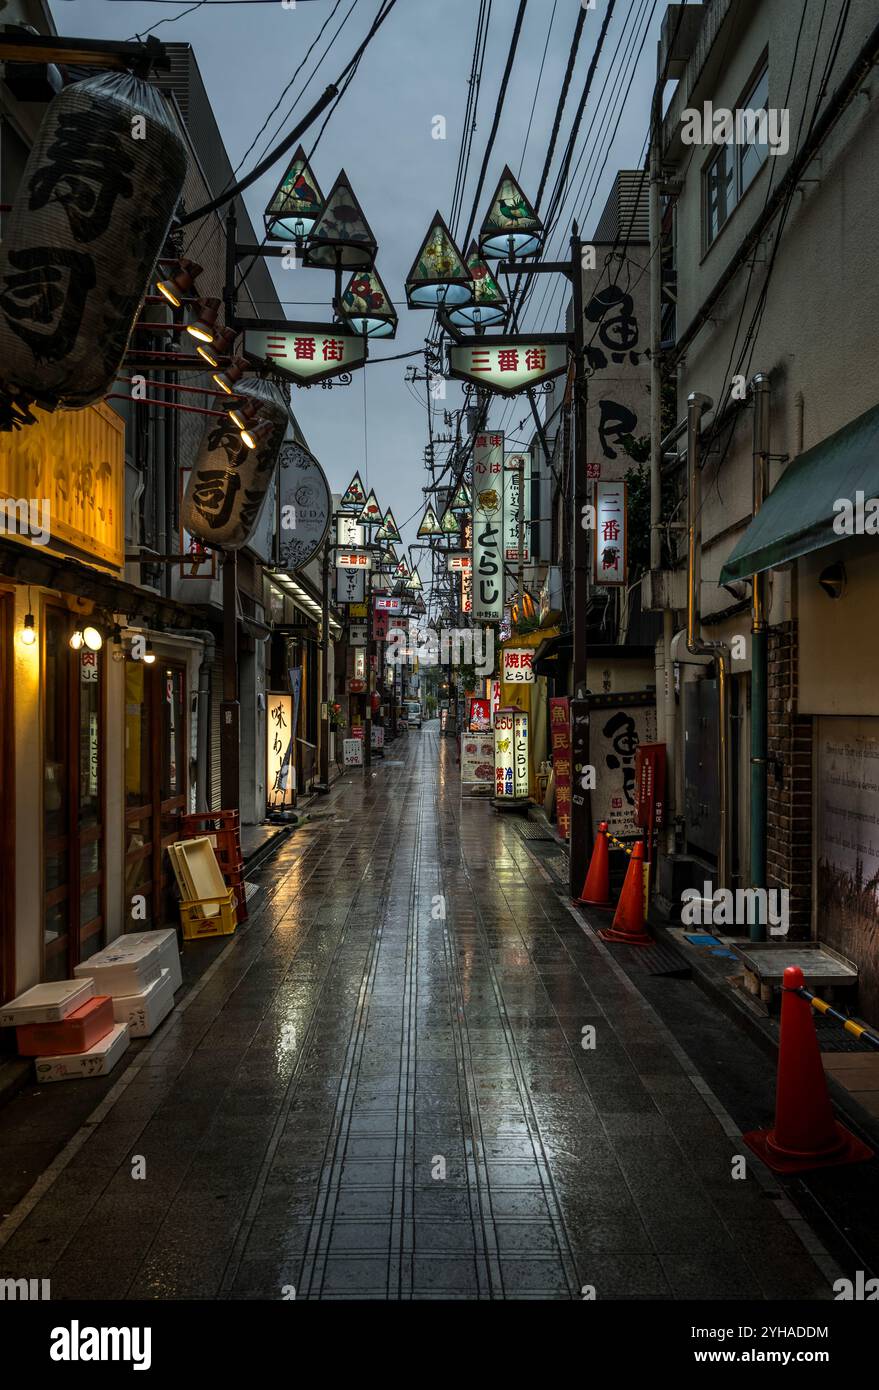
[587, 693, 657, 840]
[817, 717, 879, 1023]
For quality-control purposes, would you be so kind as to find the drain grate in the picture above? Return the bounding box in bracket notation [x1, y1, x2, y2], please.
[518, 823, 557, 842]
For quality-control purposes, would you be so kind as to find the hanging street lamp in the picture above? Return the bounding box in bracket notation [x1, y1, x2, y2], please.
[445, 242, 507, 331]
[478, 166, 544, 261]
[263, 145, 325, 243]
[340, 267, 398, 339]
[405, 212, 472, 310]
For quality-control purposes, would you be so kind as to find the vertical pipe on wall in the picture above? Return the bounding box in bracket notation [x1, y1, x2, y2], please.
[750, 373, 771, 939]
[686, 391, 733, 891]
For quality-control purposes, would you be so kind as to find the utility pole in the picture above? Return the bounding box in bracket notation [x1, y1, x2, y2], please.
[569, 222, 593, 900]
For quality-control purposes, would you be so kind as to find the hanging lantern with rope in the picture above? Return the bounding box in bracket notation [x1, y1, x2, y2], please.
[0, 69, 187, 428]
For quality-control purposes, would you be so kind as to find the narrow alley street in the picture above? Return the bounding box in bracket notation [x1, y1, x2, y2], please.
[0, 726, 834, 1302]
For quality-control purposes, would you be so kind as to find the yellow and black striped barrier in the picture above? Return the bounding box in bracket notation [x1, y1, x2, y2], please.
[797, 985, 879, 1050]
[607, 833, 636, 857]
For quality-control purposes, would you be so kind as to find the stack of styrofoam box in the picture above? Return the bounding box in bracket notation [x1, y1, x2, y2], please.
[74, 929, 181, 1039]
[0, 980, 130, 1083]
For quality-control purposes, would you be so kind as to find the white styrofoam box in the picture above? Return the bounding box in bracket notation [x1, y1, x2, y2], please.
[34, 1022, 130, 1083]
[0, 979, 95, 1029]
[127, 929, 182, 994]
[74, 935, 162, 997]
[112, 968, 174, 1038]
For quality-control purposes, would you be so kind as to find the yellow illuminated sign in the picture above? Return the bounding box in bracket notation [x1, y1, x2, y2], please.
[0, 402, 125, 572]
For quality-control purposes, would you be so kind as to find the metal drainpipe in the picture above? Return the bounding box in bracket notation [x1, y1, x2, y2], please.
[648, 82, 677, 857]
[686, 392, 733, 892]
[750, 373, 771, 939]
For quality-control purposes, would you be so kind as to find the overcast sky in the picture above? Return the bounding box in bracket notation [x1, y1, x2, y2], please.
[51, 0, 663, 581]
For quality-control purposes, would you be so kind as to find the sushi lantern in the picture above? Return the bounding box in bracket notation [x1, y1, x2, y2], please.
[0, 70, 187, 421]
[181, 377, 290, 550]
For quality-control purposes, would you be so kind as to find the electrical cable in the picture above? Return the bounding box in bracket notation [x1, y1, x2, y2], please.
[177, 0, 398, 226]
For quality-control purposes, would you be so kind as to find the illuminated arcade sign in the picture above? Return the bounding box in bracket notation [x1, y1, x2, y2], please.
[447, 336, 568, 396]
[336, 549, 372, 569]
[244, 322, 367, 386]
[447, 553, 471, 572]
[494, 708, 529, 800]
[374, 595, 402, 613]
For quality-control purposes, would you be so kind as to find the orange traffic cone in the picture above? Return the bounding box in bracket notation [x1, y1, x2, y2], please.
[744, 966, 873, 1173]
[599, 840, 652, 946]
[579, 821, 612, 907]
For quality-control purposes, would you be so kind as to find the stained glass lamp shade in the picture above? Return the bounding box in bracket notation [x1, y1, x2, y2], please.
[405, 212, 472, 309]
[478, 166, 543, 260]
[304, 170, 378, 270]
[377, 508, 401, 542]
[358, 489, 383, 525]
[450, 481, 471, 511]
[341, 267, 397, 338]
[340, 470, 367, 508]
[407, 568, 423, 591]
[447, 243, 507, 329]
[417, 505, 442, 538]
[264, 147, 324, 241]
[440, 508, 460, 535]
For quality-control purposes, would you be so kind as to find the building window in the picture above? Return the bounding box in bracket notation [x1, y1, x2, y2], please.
[703, 59, 770, 250]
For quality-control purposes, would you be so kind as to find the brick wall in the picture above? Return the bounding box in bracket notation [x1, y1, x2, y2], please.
[766, 620, 812, 939]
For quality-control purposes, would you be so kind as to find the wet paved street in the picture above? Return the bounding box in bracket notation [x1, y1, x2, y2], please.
[0, 726, 834, 1299]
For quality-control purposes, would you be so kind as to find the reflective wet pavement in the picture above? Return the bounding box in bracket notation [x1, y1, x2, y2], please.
[0, 727, 833, 1299]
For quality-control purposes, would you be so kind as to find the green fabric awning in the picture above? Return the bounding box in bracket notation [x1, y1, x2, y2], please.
[719, 401, 879, 582]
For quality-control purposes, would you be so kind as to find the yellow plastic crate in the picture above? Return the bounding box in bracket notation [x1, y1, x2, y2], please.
[179, 890, 237, 940]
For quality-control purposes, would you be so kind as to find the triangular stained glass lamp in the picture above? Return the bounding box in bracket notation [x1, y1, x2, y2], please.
[385, 543, 399, 565]
[304, 170, 377, 270]
[440, 508, 460, 535]
[264, 146, 324, 242]
[405, 212, 472, 309]
[451, 480, 471, 511]
[395, 557, 410, 577]
[407, 567, 423, 591]
[479, 166, 543, 260]
[340, 470, 367, 508]
[447, 242, 508, 329]
[358, 489, 383, 525]
[377, 507, 401, 542]
[417, 504, 442, 538]
[341, 267, 397, 339]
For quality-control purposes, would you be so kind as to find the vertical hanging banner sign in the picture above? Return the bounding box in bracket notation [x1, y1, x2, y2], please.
[549, 697, 572, 840]
[472, 432, 504, 621]
[593, 480, 627, 586]
[267, 693, 295, 809]
[503, 451, 531, 562]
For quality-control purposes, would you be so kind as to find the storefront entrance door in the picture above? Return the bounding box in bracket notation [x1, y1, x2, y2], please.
[43, 606, 106, 980]
[124, 660, 187, 929]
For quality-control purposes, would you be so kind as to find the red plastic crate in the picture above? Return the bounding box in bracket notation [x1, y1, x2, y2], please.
[17, 995, 115, 1057]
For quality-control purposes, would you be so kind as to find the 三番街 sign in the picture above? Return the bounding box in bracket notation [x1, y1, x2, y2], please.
[448, 336, 568, 396]
[244, 323, 367, 386]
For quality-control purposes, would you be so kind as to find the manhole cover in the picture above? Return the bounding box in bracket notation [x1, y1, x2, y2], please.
[518, 823, 556, 841]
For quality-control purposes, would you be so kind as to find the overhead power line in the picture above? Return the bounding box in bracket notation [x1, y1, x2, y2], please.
[177, 0, 398, 226]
